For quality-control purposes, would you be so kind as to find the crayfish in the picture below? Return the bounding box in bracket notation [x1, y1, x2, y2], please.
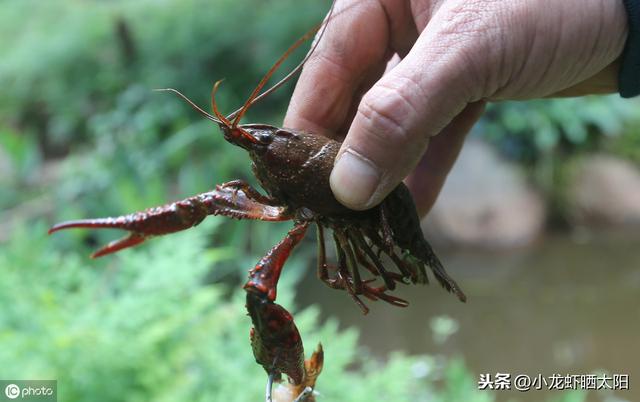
[49, 7, 466, 401]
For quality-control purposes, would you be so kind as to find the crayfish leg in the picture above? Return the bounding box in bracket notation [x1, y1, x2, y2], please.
[334, 230, 363, 293]
[49, 182, 292, 258]
[245, 222, 309, 301]
[314, 225, 413, 313]
[351, 228, 399, 290]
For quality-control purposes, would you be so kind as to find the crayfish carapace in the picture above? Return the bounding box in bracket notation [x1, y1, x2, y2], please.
[49, 6, 466, 401]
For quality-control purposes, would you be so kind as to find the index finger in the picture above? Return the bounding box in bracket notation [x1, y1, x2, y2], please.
[283, 0, 390, 138]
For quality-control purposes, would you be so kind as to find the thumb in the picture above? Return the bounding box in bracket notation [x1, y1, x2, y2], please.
[329, 13, 484, 210]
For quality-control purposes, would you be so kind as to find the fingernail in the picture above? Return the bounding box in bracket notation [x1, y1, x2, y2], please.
[330, 150, 380, 210]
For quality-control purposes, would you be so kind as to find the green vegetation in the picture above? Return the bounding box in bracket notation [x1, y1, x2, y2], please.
[0, 219, 589, 402]
[483, 97, 640, 165]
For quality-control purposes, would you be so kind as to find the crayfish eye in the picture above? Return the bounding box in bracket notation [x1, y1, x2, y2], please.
[245, 129, 273, 145]
[255, 132, 273, 144]
[240, 125, 277, 146]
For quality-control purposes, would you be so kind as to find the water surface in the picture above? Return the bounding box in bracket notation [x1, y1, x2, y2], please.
[297, 231, 640, 402]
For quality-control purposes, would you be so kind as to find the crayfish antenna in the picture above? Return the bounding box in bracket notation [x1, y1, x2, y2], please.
[210, 80, 258, 145]
[229, 24, 319, 128]
[210, 80, 232, 127]
[227, 0, 336, 126]
[153, 88, 221, 124]
[155, 0, 339, 131]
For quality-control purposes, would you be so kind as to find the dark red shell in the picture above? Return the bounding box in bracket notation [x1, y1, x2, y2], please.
[246, 292, 305, 384]
[242, 124, 466, 301]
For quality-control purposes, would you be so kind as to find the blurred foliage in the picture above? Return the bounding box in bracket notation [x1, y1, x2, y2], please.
[2, 0, 639, 221]
[482, 97, 640, 166]
[0, 220, 589, 402]
[480, 97, 640, 223]
[0, 220, 508, 402]
[430, 315, 460, 345]
[0, 0, 326, 270]
[606, 123, 640, 165]
[0, 0, 324, 151]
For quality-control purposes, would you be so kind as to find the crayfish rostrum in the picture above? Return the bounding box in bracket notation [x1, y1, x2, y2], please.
[49, 11, 465, 402]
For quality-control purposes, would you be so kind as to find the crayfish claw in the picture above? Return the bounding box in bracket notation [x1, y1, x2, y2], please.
[271, 343, 324, 402]
[49, 218, 150, 258]
[48, 215, 147, 247]
[48, 218, 118, 234]
[91, 232, 147, 258]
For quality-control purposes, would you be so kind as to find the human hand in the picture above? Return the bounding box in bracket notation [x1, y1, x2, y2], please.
[284, 0, 628, 215]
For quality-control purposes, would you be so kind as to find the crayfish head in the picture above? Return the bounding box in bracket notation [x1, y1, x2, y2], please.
[218, 123, 257, 151]
[220, 123, 278, 152]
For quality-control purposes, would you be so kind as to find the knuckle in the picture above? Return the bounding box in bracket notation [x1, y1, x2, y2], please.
[439, 0, 501, 38]
[308, 52, 356, 86]
[358, 82, 420, 146]
[431, 0, 507, 97]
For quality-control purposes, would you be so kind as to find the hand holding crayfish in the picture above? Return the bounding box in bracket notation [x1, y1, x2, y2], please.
[286, 0, 629, 216]
[49, 6, 467, 399]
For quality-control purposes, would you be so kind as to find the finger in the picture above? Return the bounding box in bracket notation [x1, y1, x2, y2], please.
[333, 55, 389, 137]
[330, 4, 488, 210]
[283, 0, 390, 138]
[335, 53, 404, 136]
[406, 101, 486, 217]
[547, 59, 621, 97]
